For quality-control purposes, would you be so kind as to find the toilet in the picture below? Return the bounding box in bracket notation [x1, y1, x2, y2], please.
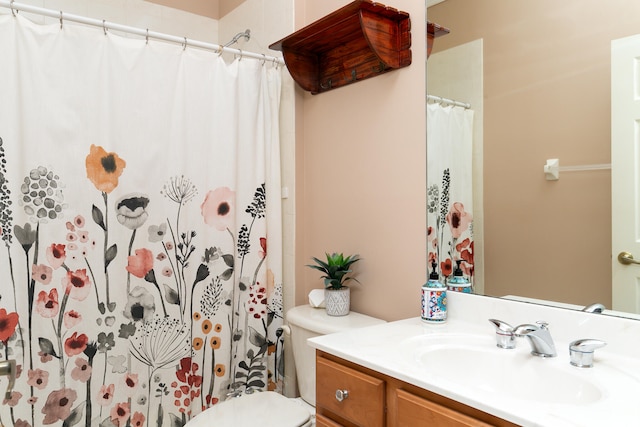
[185, 305, 385, 427]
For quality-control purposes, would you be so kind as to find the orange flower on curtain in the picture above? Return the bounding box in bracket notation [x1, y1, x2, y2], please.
[85, 144, 127, 194]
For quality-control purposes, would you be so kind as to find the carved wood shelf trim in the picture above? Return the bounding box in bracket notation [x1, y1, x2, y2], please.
[269, 0, 411, 94]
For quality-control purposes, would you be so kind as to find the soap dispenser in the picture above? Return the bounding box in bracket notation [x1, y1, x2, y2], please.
[421, 262, 447, 323]
[447, 260, 472, 293]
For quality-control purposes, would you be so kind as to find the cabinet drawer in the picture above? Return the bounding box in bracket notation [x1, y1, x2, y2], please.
[316, 356, 385, 427]
[395, 389, 494, 427]
[316, 413, 345, 427]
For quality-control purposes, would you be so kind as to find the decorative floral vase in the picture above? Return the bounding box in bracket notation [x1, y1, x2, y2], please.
[325, 287, 350, 316]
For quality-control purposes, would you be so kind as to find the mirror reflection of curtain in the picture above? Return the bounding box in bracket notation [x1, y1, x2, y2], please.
[427, 103, 475, 285]
[0, 14, 283, 426]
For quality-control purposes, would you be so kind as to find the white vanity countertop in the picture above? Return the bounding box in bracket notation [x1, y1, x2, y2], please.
[308, 292, 640, 427]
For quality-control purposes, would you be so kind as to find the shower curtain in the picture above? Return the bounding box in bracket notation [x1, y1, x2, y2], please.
[427, 103, 475, 285]
[0, 14, 283, 427]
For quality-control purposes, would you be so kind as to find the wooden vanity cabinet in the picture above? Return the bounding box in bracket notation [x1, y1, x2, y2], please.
[316, 351, 519, 427]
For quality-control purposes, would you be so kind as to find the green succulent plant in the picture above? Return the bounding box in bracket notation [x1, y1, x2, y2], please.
[307, 252, 361, 290]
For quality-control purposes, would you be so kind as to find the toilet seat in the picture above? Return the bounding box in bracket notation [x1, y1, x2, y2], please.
[185, 391, 312, 427]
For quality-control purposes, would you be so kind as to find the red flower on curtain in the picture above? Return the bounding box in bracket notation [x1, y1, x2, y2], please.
[259, 237, 267, 258]
[64, 332, 88, 356]
[85, 144, 127, 194]
[440, 258, 453, 277]
[126, 248, 154, 278]
[173, 357, 203, 414]
[0, 308, 19, 343]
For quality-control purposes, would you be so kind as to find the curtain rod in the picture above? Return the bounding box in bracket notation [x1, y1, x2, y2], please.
[427, 94, 471, 109]
[0, 1, 285, 65]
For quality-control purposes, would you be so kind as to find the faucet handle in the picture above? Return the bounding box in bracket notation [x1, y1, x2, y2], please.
[569, 339, 607, 368]
[513, 323, 538, 337]
[488, 319, 516, 349]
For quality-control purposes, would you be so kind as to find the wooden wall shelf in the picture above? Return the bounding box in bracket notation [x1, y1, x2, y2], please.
[269, 0, 411, 94]
[427, 21, 450, 59]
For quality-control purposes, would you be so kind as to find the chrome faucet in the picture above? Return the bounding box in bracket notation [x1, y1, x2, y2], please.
[0, 360, 16, 399]
[514, 321, 557, 357]
[582, 303, 606, 314]
[488, 319, 516, 349]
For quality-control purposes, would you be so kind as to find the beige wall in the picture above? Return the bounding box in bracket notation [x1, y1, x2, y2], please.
[428, 0, 640, 307]
[295, 0, 427, 321]
[147, 0, 248, 19]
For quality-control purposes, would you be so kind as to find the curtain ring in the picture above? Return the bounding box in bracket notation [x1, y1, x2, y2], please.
[10, 0, 16, 17]
[235, 49, 242, 61]
[183, 37, 187, 51]
[59, 11, 63, 30]
[145, 29, 149, 45]
[103, 20, 107, 35]
[260, 54, 266, 66]
[217, 45, 224, 56]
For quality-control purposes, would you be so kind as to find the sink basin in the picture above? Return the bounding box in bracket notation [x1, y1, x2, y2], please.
[400, 333, 602, 405]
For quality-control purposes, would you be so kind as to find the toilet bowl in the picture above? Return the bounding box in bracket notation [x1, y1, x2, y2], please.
[185, 305, 385, 427]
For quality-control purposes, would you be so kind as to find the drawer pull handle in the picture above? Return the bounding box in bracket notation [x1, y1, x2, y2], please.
[335, 389, 349, 402]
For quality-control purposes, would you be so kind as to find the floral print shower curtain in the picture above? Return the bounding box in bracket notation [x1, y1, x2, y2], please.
[427, 103, 475, 286]
[0, 14, 283, 427]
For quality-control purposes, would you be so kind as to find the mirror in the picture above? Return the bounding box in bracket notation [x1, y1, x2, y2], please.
[426, 0, 640, 316]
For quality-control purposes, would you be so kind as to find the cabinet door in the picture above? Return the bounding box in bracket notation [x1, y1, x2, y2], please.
[316, 413, 345, 427]
[395, 389, 494, 427]
[316, 356, 385, 427]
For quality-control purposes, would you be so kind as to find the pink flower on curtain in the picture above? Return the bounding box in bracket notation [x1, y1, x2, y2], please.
[41, 388, 77, 424]
[445, 202, 472, 238]
[201, 187, 235, 231]
[131, 412, 145, 427]
[64, 332, 88, 356]
[27, 369, 49, 390]
[97, 384, 115, 406]
[32, 264, 53, 285]
[63, 269, 91, 301]
[35, 289, 59, 318]
[3, 391, 22, 407]
[126, 248, 154, 278]
[110, 402, 130, 426]
[70, 357, 92, 382]
[122, 373, 139, 396]
[46, 244, 66, 269]
[63, 310, 82, 328]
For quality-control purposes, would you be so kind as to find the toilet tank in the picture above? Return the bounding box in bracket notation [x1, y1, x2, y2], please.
[285, 305, 386, 406]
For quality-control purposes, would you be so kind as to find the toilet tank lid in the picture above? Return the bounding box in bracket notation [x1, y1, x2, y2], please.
[285, 305, 386, 335]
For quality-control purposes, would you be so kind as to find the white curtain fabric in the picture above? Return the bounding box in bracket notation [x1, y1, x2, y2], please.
[427, 103, 475, 283]
[0, 14, 283, 427]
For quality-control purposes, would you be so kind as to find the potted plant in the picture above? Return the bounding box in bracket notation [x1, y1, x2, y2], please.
[307, 252, 360, 316]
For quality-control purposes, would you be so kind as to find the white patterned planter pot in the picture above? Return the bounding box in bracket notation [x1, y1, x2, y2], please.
[325, 287, 350, 316]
